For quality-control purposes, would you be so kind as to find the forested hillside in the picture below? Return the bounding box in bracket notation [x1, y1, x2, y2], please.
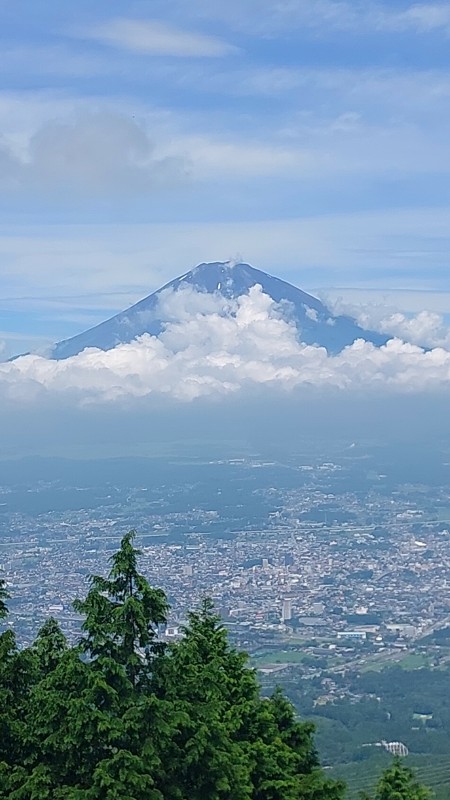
[0, 532, 431, 799]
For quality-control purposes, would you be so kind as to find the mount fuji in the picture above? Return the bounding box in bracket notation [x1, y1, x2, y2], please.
[49, 261, 388, 360]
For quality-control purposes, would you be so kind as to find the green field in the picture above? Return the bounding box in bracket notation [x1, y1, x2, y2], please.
[251, 649, 310, 666]
[397, 653, 431, 670]
[359, 652, 431, 673]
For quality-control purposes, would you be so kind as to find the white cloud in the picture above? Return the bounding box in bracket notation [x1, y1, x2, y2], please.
[323, 295, 450, 349]
[155, 284, 233, 321]
[2, 286, 450, 407]
[305, 306, 318, 322]
[0, 110, 188, 197]
[321, 288, 450, 315]
[87, 18, 237, 57]
[379, 311, 450, 348]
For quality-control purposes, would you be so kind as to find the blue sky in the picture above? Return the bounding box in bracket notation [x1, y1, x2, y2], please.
[2, 0, 450, 357]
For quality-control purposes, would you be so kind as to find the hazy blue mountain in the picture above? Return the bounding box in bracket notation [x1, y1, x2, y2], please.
[50, 261, 388, 359]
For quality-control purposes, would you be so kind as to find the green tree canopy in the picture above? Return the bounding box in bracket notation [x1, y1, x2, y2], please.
[0, 575, 9, 621]
[373, 757, 432, 800]
[0, 531, 351, 800]
[73, 530, 168, 687]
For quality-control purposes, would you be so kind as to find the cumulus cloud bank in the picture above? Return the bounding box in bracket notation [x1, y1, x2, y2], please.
[325, 295, 450, 349]
[2, 286, 450, 407]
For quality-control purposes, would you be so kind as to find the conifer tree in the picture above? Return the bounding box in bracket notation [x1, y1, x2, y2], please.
[0, 532, 348, 800]
[73, 530, 168, 686]
[31, 617, 67, 677]
[0, 616, 17, 770]
[154, 598, 344, 800]
[17, 645, 131, 795]
[153, 599, 253, 799]
[373, 757, 432, 800]
[0, 576, 9, 620]
[0, 535, 170, 798]
[0, 578, 37, 787]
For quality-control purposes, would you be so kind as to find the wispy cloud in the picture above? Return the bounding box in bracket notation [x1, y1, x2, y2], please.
[2, 207, 450, 317]
[392, 4, 450, 33]
[160, 135, 314, 178]
[205, 65, 450, 110]
[86, 18, 238, 57]
[190, 1, 450, 37]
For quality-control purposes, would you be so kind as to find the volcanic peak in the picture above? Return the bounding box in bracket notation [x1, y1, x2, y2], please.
[47, 261, 388, 360]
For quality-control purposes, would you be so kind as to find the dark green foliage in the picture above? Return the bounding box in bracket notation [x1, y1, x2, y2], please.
[0, 575, 9, 620]
[371, 757, 432, 800]
[31, 617, 67, 676]
[0, 531, 396, 800]
[73, 530, 168, 687]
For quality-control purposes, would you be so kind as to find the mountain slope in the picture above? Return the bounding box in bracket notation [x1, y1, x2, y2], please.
[50, 261, 388, 359]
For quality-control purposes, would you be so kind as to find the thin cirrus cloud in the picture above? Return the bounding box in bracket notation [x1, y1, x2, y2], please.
[192, 0, 450, 36]
[3, 206, 450, 321]
[389, 3, 450, 32]
[86, 18, 238, 57]
[311, 1, 450, 34]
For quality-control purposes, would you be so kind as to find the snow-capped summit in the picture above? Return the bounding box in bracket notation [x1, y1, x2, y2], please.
[49, 261, 388, 359]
